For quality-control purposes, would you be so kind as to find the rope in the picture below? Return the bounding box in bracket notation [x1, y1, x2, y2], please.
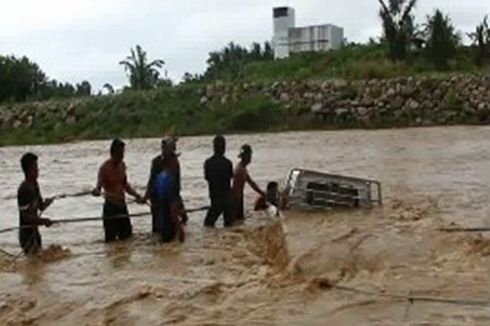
[1, 186, 152, 202]
[2, 189, 93, 201]
[49, 205, 209, 225]
[49, 211, 152, 225]
[0, 248, 15, 258]
[0, 206, 210, 234]
[439, 227, 490, 233]
[53, 190, 93, 200]
[329, 284, 489, 307]
[0, 226, 19, 235]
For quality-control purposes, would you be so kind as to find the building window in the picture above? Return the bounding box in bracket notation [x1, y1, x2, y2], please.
[273, 7, 289, 18]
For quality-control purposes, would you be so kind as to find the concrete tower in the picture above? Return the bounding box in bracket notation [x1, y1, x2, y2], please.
[272, 7, 295, 59]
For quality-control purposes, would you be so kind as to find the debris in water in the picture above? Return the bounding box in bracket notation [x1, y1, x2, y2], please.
[466, 236, 490, 256]
[36, 245, 72, 263]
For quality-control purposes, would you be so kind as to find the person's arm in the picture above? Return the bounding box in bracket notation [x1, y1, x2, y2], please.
[171, 158, 183, 204]
[174, 159, 188, 223]
[39, 190, 54, 212]
[204, 159, 210, 182]
[144, 159, 157, 201]
[40, 198, 54, 212]
[123, 165, 143, 202]
[246, 172, 265, 197]
[18, 188, 52, 227]
[228, 160, 233, 181]
[175, 158, 182, 195]
[20, 211, 52, 227]
[125, 182, 143, 201]
[92, 165, 103, 196]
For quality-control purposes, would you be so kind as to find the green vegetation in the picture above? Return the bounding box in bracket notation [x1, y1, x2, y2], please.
[424, 10, 460, 70]
[201, 42, 274, 81]
[221, 43, 481, 82]
[0, 55, 92, 103]
[0, 86, 304, 146]
[378, 0, 417, 62]
[468, 16, 490, 66]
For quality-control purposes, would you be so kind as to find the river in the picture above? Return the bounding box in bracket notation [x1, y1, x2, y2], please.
[1, 126, 489, 325]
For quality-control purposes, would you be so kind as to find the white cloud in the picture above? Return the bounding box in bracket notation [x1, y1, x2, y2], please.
[0, 0, 130, 34]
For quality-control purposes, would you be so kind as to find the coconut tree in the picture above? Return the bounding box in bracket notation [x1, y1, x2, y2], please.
[378, 0, 418, 61]
[103, 83, 115, 94]
[468, 16, 490, 66]
[119, 45, 165, 90]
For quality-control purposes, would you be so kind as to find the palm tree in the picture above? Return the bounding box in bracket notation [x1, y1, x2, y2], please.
[378, 0, 418, 61]
[119, 45, 165, 90]
[468, 16, 490, 66]
[103, 83, 115, 94]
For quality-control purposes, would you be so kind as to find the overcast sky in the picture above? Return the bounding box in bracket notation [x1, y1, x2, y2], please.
[0, 0, 487, 90]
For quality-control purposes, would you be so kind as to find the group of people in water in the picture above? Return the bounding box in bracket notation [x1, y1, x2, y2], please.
[16, 135, 268, 255]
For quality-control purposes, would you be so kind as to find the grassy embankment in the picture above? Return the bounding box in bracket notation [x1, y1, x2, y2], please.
[0, 44, 486, 146]
[0, 87, 293, 146]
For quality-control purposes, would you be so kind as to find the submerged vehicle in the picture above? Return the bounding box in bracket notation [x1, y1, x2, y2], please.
[282, 168, 382, 210]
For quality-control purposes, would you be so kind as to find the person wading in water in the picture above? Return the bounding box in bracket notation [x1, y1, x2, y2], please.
[17, 153, 54, 255]
[93, 139, 144, 242]
[232, 144, 265, 221]
[152, 165, 185, 242]
[144, 135, 188, 233]
[203, 135, 234, 228]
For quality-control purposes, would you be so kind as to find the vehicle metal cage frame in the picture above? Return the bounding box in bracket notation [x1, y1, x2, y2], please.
[284, 168, 382, 210]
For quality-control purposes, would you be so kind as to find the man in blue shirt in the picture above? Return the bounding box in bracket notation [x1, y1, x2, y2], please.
[154, 169, 184, 242]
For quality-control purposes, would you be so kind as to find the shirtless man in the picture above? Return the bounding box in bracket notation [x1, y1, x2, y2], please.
[93, 139, 143, 242]
[232, 144, 265, 221]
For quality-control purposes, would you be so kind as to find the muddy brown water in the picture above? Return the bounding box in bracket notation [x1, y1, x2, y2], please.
[0, 126, 489, 325]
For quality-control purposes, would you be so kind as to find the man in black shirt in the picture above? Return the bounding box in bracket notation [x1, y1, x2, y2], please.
[17, 153, 53, 255]
[203, 135, 234, 227]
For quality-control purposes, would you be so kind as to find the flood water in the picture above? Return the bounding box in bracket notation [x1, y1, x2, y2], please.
[0, 126, 489, 325]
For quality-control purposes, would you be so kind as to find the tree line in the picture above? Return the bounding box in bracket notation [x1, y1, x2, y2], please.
[0, 41, 273, 104]
[378, 0, 489, 70]
[0, 55, 92, 103]
[0, 0, 488, 104]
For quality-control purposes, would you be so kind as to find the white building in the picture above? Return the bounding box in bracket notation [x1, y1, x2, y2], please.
[272, 7, 344, 59]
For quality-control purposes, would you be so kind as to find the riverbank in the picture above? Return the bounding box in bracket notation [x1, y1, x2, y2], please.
[0, 74, 488, 146]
